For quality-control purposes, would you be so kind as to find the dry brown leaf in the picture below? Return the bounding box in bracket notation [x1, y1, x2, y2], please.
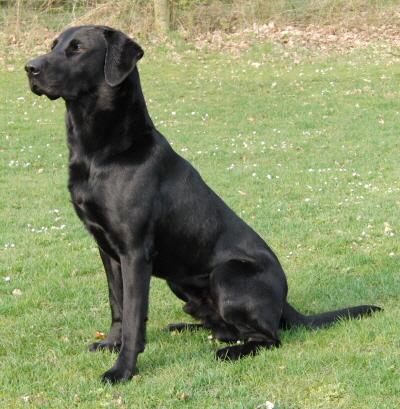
[59, 335, 70, 342]
[94, 330, 107, 340]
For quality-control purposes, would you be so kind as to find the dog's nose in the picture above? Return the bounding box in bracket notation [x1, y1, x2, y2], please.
[25, 60, 43, 77]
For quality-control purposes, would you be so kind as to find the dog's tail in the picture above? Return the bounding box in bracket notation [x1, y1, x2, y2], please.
[280, 301, 382, 330]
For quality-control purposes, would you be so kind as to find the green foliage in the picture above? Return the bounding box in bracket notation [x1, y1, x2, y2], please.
[1, 39, 399, 407]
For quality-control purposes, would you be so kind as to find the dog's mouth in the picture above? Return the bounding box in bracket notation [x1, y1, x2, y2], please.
[28, 80, 61, 101]
[30, 84, 79, 101]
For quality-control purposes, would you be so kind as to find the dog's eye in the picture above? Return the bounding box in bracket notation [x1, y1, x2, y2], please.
[69, 41, 83, 53]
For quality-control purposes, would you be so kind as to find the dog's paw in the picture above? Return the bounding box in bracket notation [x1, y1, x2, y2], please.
[87, 340, 121, 353]
[163, 323, 204, 332]
[215, 345, 243, 360]
[163, 323, 188, 332]
[216, 340, 278, 360]
[100, 366, 133, 384]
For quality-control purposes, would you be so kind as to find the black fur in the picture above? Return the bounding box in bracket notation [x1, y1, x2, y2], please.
[25, 26, 381, 384]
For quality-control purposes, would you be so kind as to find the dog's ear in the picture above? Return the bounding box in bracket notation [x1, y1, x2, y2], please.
[103, 28, 144, 87]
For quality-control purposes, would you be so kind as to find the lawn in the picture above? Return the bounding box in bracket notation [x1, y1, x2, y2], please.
[0, 34, 399, 408]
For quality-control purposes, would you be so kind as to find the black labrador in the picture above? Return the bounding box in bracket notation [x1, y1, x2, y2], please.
[25, 26, 381, 383]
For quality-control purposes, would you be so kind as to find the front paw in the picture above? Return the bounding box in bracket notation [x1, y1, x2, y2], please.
[87, 340, 121, 353]
[100, 366, 134, 384]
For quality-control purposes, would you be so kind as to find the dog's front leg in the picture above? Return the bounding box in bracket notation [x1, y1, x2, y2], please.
[101, 251, 152, 384]
[88, 248, 123, 352]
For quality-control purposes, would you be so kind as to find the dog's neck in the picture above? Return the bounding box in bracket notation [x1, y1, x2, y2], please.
[65, 66, 154, 158]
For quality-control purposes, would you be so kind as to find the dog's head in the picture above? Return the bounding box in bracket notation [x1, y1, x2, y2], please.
[25, 26, 144, 100]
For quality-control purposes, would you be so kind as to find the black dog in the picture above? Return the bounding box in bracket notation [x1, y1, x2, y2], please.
[25, 26, 381, 383]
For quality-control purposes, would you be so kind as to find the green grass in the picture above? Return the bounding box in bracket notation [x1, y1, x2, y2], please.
[1, 41, 399, 408]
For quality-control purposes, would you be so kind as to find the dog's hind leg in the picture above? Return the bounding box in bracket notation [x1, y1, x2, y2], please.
[164, 280, 238, 340]
[210, 259, 285, 360]
[163, 280, 207, 332]
[87, 248, 123, 352]
[163, 323, 205, 332]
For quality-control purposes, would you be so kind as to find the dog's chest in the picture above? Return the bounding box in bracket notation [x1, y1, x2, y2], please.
[69, 184, 102, 228]
[68, 161, 106, 223]
[68, 177, 117, 255]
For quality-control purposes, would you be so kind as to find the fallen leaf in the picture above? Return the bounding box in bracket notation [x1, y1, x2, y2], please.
[94, 330, 107, 339]
[180, 393, 189, 401]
